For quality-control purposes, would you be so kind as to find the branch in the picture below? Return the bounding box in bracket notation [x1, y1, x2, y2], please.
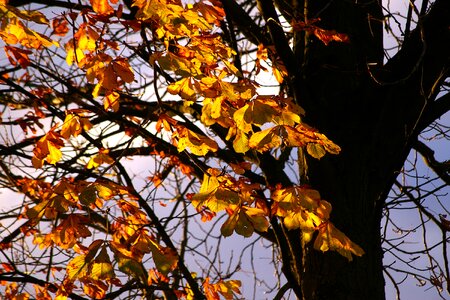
[419, 92, 450, 131]
[413, 140, 450, 185]
[221, 0, 269, 46]
[115, 163, 207, 300]
[256, 0, 298, 76]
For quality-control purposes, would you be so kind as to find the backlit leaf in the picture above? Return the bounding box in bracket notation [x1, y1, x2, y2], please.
[90, 246, 115, 280]
[113, 250, 147, 281]
[148, 240, 178, 276]
[67, 255, 89, 281]
[191, 171, 240, 212]
[60, 112, 92, 139]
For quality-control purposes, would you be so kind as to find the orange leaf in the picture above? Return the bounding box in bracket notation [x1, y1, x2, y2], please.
[61, 112, 93, 139]
[32, 128, 65, 168]
[313, 28, 350, 46]
[90, 0, 114, 15]
[51, 17, 69, 36]
[4, 46, 32, 68]
[112, 58, 134, 83]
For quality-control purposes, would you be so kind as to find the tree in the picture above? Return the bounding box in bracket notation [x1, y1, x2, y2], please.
[0, 0, 449, 299]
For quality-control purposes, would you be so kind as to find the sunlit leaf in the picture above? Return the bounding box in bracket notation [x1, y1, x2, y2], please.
[176, 126, 218, 156]
[148, 240, 178, 276]
[90, 246, 115, 280]
[233, 99, 277, 133]
[60, 112, 92, 139]
[90, 0, 114, 15]
[67, 255, 89, 281]
[87, 149, 115, 169]
[314, 223, 364, 261]
[306, 143, 327, 159]
[191, 170, 240, 212]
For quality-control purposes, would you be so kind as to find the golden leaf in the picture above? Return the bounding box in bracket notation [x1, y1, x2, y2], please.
[61, 113, 92, 139]
[87, 148, 114, 169]
[233, 99, 277, 133]
[175, 126, 218, 156]
[314, 223, 364, 261]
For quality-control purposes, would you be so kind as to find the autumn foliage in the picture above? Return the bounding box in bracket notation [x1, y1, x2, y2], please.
[0, 0, 364, 299]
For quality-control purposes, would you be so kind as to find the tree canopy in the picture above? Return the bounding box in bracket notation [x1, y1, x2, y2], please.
[0, 0, 449, 299]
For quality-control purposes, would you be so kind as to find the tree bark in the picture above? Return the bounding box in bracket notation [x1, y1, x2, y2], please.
[281, 0, 450, 299]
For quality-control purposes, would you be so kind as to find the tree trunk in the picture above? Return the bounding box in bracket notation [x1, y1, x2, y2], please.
[282, 0, 450, 298]
[288, 1, 388, 299]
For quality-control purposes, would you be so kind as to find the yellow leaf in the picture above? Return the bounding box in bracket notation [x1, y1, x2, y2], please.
[216, 280, 242, 300]
[306, 143, 327, 159]
[233, 99, 277, 133]
[104, 91, 120, 111]
[232, 130, 249, 154]
[67, 255, 89, 281]
[33, 129, 65, 167]
[191, 171, 239, 212]
[248, 126, 283, 152]
[176, 126, 218, 156]
[167, 77, 196, 100]
[90, 246, 115, 280]
[314, 223, 364, 261]
[87, 149, 114, 169]
[221, 206, 269, 237]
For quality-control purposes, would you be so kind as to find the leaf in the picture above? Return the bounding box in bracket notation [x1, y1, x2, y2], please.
[51, 17, 69, 36]
[112, 58, 134, 83]
[148, 240, 178, 276]
[191, 171, 240, 212]
[167, 77, 196, 100]
[314, 223, 364, 261]
[176, 126, 218, 156]
[221, 206, 269, 238]
[113, 250, 147, 281]
[4, 46, 32, 68]
[26, 199, 50, 220]
[32, 128, 65, 168]
[60, 112, 92, 139]
[203, 278, 241, 300]
[233, 99, 277, 133]
[87, 149, 114, 169]
[67, 255, 89, 281]
[215, 280, 242, 300]
[79, 185, 97, 206]
[104, 91, 120, 111]
[306, 143, 326, 159]
[313, 28, 350, 46]
[90, 0, 114, 15]
[248, 126, 283, 152]
[90, 246, 115, 280]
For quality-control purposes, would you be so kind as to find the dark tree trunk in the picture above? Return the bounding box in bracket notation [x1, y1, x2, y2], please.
[280, 0, 450, 299]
